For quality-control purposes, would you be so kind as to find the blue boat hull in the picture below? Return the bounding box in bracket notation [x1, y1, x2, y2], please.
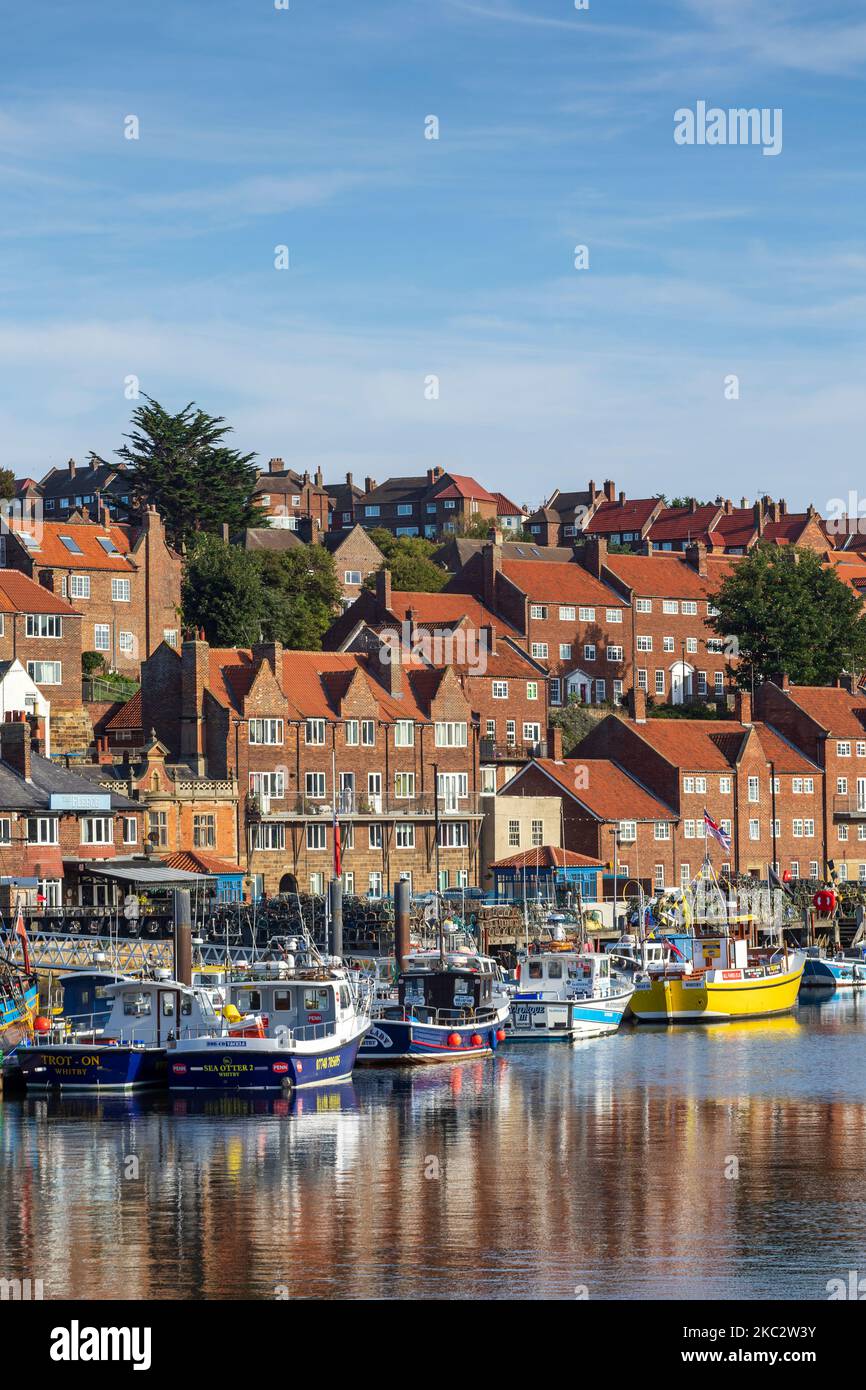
[802, 957, 866, 989]
[167, 1034, 364, 1091]
[357, 1016, 502, 1063]
[15, 1044, 167, 1091]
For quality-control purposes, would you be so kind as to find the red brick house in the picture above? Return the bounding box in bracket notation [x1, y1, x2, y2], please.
[252, 460, 331, 533]
[138, 638, 486, 896]
[0, 570, 83, 711]
[2, 508, 181, 677]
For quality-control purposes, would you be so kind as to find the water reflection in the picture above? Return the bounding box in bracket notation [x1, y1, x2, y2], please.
[3, 1000, 866, 1300]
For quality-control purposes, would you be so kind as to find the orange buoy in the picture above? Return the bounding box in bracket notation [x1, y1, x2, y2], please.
[470, 1033, 483, 1047]
[33, 1016, 50, 1035]
[447, 1032, 462, 1048]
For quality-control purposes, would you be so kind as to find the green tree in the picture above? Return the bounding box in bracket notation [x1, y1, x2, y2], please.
[182, 534, 263, 646]
[256, 546, 342, 649]
[709, 544, 866, 687]
[0, 468, 16, 500]
[549, 696, 606, 753]
[116, 396, 261, 547]
[365, 529, 447, 592]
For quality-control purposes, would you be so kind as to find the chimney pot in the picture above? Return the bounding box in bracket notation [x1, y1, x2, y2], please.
[604, 480, 616, 503]
[67, 457, 76, 478]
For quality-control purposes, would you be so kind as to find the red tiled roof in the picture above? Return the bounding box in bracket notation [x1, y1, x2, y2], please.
[0, 570, 79, 615]
[516, 758, 676, 821]
[627, 718, 819, 774]
[648, 504, 721, 543]
[707, 510, 757, 550]
[162, 851, 243, 876]
[6, 519, 135, 571]
[386, 591, 519, 634]
[494, 492, 525, 518]
[430, 473, 497, 504]
[207, 648, 441, 723]
[783, 685, 866, 739]
[104, 690, 142, 731]
[501, 560, 623, 606]
[584, 498, 659, 536]
[602, 553, 714, 599]
[491, 846, 602, 870]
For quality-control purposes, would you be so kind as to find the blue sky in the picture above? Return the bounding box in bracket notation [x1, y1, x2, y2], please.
[2, 0, 866, 510]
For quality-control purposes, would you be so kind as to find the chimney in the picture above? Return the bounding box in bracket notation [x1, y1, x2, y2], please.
[364, 476, 374, 494]
[734, 689, 752, 725]
[690, 497, 698, 514]
[482, 540, 502, 610]
[252, 642, 284, 685]
[753, 500, 764, 535]
[346, 472, 353, 488]
[268, 457, 284, 474]
[388, 644, 403, 699]
[302, 470, 310, 485]
[375, 568, 392, 614]
[483, 623, 497, 657]
[548, 724, 563, 760]
[628, 687, 647, 724]
[619, 490, 626, 506]
[487, 526, 503, 546]
[426, 467, 444, 485]
[604, 480, 616, 503]
[779, 498, 787, 516]
[740, 497, 749, 509]
[180, 640, 209, 771]
[807, 502, 817, 519]
[644, 539, 653, 556]
[99, 501, 111, 528]
[587, 479, 596, 498]
[1, 713, 32, 781]
[837, 673, 855, 694]
[67, 457, 76, 479]
[315, 467, 323, 487]
[780, 672, 790, 690]
[724, 498, 733, 515]
[583, 535, 608, 579]
[685, 540, 707, 577]
[771, 501, 781, 523]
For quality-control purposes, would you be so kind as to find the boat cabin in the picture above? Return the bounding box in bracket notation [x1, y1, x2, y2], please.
[229, 970, 353, 1038]
[69, 976, 220, 1045]
[397, 966, 494, 1022]
[57, 971, 128, 1034]
[517, 950, 614, 999]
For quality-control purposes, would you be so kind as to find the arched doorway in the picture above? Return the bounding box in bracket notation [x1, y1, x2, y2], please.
[278, 873, 298, 896]
[670, 661, 694, 705]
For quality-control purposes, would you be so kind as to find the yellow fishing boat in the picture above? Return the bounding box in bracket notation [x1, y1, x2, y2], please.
[630, 858, 804, 1023]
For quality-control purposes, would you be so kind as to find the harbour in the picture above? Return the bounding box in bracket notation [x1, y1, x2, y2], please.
[3, 992, 866, 1301]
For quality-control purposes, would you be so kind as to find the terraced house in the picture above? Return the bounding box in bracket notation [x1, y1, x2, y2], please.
[2, 507, 181, 677]
[0, 570, 83, 711]
[138, 638, 486, 898]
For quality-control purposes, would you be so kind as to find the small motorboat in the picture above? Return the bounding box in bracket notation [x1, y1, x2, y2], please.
[357, 957, 509, 1063]
[505, 948, 634, 1041]
[169, 956, 372, 1092]
[801, 944, 866, 990]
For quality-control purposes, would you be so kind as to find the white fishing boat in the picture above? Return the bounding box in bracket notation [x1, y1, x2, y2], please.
[505, 949, 634, 1042]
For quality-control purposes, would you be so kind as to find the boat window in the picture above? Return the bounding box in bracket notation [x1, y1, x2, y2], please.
[340, 986, 350, 1010]
[274, 991, 293, 1012]
[122, 992, 151, 1016]
[547, 961, 563, 979]
[304, 988, 329, 1011]
[237, 990, 261, 1012]
[528, 962, 543, 979]
[181, 995, 194, 1016]
[162, 994, 175, 1016]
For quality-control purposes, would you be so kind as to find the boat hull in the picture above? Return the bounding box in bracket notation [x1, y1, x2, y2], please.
[801, 958, 866, 989]
[505, 986, 634, 1042]
[15, 1044, 167, 1091]
[167, 1031, 366, 1091]
[357, 1014, 505, 1063]
[631, 962, 804, 1023]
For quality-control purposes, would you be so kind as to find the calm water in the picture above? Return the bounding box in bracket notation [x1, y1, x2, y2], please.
[4, 993, 866, 1301]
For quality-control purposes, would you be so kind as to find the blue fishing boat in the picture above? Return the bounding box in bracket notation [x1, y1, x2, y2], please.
[505, 949, 634, 1042]
[358, 958, 510, 1063]
[168, 960, 372, 1091]
[0, 966, 38, 1052]
[801, 945, 866, 990]
[14, 974, 220, 1091]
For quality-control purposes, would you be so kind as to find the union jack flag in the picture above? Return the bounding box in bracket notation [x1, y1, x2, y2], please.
[703, 808, 731, 852]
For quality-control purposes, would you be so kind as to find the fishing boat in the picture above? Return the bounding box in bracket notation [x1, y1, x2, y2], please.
[630, 858, 805, 1023]
[801, 945, 866, 990]
[14, 973, 222, 1091]
[357, 957, 510, 1063]
[505, 948, 634, 1041]
[0, 960, 38, 1051]
[168, 957, 372, 1091]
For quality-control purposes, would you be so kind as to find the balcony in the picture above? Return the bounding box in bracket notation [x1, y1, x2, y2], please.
[834, 795, 866, 818]
[247, 792, 485, 820]
[480, 738, 547, 762]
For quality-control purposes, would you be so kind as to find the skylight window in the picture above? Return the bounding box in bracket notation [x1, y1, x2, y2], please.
[59, 534, 83, 554]
[97, 536, 119, 555]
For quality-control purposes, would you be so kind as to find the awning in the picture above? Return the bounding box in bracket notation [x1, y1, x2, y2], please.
[79, 863, 210, 886]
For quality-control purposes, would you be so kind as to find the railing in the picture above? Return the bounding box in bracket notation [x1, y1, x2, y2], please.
[480, 739, 547, 761]
[255, 793, 485, 818]
[383, 1003, 501, 1027]
[833, 795, 866, 818]
[82, 676, 140, 704]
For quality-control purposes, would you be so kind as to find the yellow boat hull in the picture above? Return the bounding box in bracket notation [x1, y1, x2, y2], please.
[631, 961, 804, 1023]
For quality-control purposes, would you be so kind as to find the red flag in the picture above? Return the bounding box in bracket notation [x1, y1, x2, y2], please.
[14, 908, 31, 975]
